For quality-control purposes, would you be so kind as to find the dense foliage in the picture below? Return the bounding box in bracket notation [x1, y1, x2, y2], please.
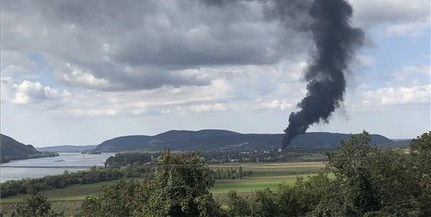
[223, 131, 431, 216]
[79, 180, 148, 217]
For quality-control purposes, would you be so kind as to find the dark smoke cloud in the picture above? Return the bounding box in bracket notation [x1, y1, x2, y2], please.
[281, 0, 364, 150]
[202, 0, 363, 150]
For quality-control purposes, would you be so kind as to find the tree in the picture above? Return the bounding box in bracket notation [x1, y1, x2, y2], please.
[79, 149, 221, 216]
[311, 131, 428, 216]
[278, 174, 333, 216]
[249, 188, 279, 217]
[226, 190, 250, 216]
[319, 131, 381, 216]
[410, 132, 431, 216]
[144, 149, 220, 217]
[79, 180, 147, 217]
[13, 191, 62, 217]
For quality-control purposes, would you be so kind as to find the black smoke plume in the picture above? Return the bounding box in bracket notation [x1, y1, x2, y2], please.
[281, 0, 364, 150]
[199, 0, 363, 150]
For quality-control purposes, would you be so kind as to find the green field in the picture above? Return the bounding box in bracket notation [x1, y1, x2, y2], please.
[210, 161, 325, 176]
[211, 175, 304, 194]
[0, 201, 83, 217]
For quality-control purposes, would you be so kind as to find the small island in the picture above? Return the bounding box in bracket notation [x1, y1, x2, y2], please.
[81, 150, 102, 154]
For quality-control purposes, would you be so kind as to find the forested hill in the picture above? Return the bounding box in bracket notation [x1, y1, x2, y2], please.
[37, 145, 97, 153]
[94, 130, 398, 152]
[0, 134, 58, 163]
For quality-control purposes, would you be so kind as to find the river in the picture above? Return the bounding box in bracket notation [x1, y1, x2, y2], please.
[0, 153, 115, 182]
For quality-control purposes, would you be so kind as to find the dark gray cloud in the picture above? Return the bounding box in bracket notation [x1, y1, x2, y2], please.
[2, 0, 305, 91]
[2, 0, 428, 93]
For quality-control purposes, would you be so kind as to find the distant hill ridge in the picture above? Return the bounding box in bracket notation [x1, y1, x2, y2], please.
[37, 145, 97, 153]
[0, 134, 58, 163]
[94, 129, 400, 152]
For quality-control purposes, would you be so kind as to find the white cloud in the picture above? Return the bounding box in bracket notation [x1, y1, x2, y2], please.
[384, 22, 430, 37]
[19, 77, 234, 118]
[260, 99, 293, 111]
[65, 108, 119, 117]
[60, 62, 110, 89]
[1, 77, 15, 102]
[388, 65, 431, 86]
[355, 54, 376, 68]
[188, 103, 227, 112]
[349, 0, 430, 36]
[362, 84, 430, 106]
[11, 80, 70, 104]
[0, 51, 38, 79]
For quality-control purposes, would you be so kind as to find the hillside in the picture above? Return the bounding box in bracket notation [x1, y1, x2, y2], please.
[94, 130, 397, 152]
[0, 134, 58, 163]
[37, 145, 97, 153]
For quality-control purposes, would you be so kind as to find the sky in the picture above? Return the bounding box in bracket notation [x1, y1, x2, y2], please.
[1, 0, 430, 147]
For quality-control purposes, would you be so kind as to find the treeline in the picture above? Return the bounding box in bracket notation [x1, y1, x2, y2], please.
[105, 151, 254, 180]
[203, 149, 328, 164]
[0, 166, 154, 198]
[105, 152, 155, 167]
[105, 149, 328, 169]
[212, 167, 253, 179]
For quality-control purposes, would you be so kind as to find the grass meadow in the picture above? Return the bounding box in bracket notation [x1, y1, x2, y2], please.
[211, 175, 304, 194]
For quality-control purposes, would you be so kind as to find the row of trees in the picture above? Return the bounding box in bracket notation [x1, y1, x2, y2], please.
[212, 167, 253, 179]
[0, 167, 150, 198]
[100, 141, 336, 168]
[105, 152, 154, 167]
[203, 149, 328, 164]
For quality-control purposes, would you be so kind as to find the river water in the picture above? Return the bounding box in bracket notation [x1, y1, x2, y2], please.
[0, 153, 114, 182]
